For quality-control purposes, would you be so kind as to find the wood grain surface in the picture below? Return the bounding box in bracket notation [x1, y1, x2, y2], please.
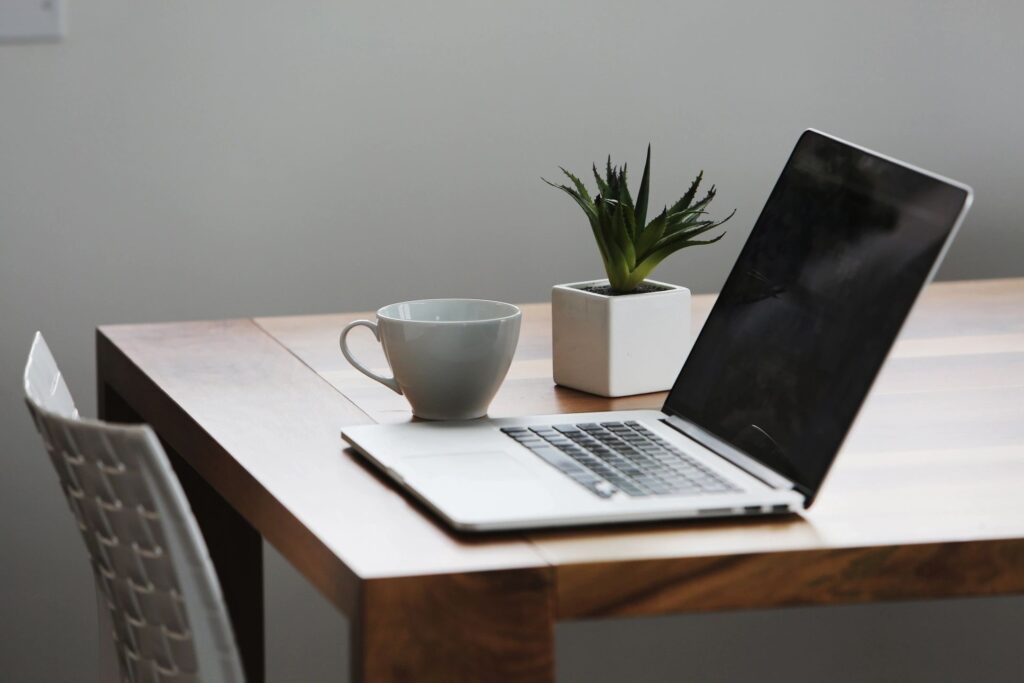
[356, 568, 554, 682]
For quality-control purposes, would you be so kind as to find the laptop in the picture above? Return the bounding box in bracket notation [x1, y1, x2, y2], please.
[342, 129, 973, 532]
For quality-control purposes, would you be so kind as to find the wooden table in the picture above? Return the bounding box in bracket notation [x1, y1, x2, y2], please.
[96, 278, 1024, 682]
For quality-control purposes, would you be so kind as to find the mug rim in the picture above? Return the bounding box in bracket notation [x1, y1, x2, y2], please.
[377, 298, 521, 325]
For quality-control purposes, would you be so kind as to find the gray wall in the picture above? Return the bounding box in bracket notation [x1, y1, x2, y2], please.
[2, 1, 1022, 681]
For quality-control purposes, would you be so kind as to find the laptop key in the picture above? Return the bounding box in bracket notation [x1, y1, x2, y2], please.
[618, 483, 651, 497]
[528, 446, 590, 473]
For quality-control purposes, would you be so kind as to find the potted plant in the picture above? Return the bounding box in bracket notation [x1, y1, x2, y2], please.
[544, 145, 734, 396]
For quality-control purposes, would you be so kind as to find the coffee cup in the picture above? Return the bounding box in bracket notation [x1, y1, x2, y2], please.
[339, 299, 521, 420]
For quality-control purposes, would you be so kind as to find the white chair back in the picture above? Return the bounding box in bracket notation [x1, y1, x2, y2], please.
[24, 332, 246, 683]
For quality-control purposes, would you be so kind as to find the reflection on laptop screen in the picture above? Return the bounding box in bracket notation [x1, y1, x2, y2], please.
[663, 130, 970, 497]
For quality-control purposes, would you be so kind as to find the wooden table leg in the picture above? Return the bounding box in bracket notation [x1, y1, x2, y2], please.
[352, 568, 555, 683]
[99, 384, 266, 683]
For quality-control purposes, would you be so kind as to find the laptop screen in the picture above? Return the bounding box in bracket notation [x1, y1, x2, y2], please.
[663, 130, 971, 500]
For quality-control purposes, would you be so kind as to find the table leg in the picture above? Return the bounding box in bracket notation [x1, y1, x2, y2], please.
[352, 568, 555, 683]
[99, 384, 266, 683]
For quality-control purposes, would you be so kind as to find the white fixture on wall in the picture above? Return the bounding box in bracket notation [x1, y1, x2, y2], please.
[0, 0, 65, 42]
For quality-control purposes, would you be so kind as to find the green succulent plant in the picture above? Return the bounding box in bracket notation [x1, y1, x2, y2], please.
[544, 145, 734, 294]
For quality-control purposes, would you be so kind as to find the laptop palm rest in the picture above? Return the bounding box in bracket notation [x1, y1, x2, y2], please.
[397, 451, 561, 525]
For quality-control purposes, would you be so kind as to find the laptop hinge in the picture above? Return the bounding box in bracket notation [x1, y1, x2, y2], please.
[662, 415, 808, 500]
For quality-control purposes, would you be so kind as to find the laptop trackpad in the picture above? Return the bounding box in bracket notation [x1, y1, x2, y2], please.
[399, 451, 559, 523]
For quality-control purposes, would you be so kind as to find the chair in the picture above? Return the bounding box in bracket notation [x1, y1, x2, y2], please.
[24, 332, 245, 683]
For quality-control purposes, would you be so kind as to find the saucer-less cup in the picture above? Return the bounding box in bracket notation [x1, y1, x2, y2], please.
[339, 299, 521, 420]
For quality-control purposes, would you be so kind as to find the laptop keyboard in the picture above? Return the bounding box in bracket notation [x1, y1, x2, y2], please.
[501, 421, 741, 499]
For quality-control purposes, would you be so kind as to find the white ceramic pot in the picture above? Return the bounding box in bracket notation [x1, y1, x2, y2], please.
[552, 279, 691, 397]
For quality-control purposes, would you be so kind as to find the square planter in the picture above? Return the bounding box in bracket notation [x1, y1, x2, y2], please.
[552, 279, 691, 397]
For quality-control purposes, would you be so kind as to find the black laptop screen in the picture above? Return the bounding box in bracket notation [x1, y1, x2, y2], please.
[663, 130, 970, 500]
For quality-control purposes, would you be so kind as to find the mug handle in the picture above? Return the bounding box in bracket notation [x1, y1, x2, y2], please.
[339, 320, 402, 394]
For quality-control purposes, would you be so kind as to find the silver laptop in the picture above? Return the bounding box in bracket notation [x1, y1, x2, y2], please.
[342, 130, 973, 532]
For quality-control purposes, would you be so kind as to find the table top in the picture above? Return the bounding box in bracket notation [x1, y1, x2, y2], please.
[97, 278, 1024, 619]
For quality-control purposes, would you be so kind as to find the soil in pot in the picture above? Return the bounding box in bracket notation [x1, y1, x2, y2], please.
[577, 282, 672, 296]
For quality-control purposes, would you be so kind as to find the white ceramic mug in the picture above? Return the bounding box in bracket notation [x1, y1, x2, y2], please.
[339, 299, 522, 420]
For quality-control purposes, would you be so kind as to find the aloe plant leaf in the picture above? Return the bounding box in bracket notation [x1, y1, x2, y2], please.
[622, 201, 637, 241]
[662, 210, 708, 237]
[669, 171, 704, 214]
[665, 206, 707, 225]
[617, 166, 637, 239]
[669, 219, 718, 238]
[559, 167, 593, 205]
[650, 232, 727, 259]
[542, 178, 596, 221]
[681, 233, 726, 247]
[715, 207, 737, 224]
[635, 206, 669, 257]
[634, 144, 652, 230]
[544, 177, 615, 264]
[652, 223, 724, 252]
[592, 163, 610, 198]
[617, 166, 633, 205]
[684, 185, 719, 216]
[628, 250, 673, 288]
[630, 234, 725, 288]
[603, 233, 631, 290]
[662, 200, 731, 239]
[610, 203, 636, 269]
[603, 157, 618, 202]
[596, 197, 620, 267]
[653, 209, 733, 252]
[610, 161, 627, 217]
